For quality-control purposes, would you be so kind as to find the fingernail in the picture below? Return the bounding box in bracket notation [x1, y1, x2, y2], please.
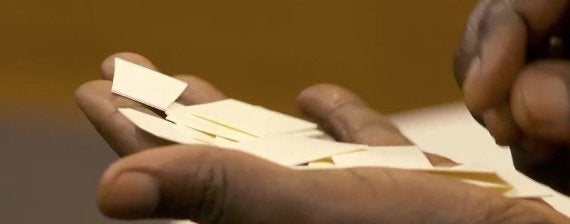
[516, 74, 569, 134]
[98, 171, 160, 218]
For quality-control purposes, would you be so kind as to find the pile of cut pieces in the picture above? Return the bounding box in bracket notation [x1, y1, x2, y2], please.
[110, 58, 548, 198]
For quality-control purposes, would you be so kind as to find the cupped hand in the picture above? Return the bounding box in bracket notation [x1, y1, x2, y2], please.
[77, 53, 569, 223]
[76, 52, 226, 156]
[454, 0, 570, 194]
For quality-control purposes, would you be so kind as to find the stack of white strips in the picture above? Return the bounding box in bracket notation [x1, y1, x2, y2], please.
[110, 58, 547, 198]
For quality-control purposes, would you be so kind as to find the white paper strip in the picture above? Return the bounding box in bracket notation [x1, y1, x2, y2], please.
[118, 108, 213, 144]
[216, 135, 365, 166]
[332, 146, 433, 169]
[460, 179, 512, 193]
[112, 58, 187, 110]
[453, 164, 552, 198]
[499, 170, 553, 198]
[283, 129, 326, 138]
[183, 99, 317, 137]
[166, 108, 257, 142]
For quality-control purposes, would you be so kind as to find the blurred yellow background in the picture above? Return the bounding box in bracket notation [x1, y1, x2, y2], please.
[2, 0, 476, 118]
[0, 1, 476, 223]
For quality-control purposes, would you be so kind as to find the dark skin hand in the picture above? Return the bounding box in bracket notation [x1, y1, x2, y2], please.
[76, 52, 568, 223]
[454, 0, 570, 195]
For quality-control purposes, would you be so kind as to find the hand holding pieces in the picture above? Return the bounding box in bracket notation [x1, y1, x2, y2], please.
[76, 53, 568, 223]
[454, 0, 570, 194]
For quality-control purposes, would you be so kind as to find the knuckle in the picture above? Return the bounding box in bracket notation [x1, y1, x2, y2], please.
[154, 148, 230, 222]
[350, 121, 410, 146]
[188, 149, 230, 223]
[326, 101, 367, 141]
[327, 102, 408, 145]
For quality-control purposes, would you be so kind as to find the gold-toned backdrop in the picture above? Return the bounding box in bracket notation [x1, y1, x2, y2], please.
[2, 0, 476, 117]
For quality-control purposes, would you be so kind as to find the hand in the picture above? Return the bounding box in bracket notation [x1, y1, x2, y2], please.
[454, 0, 570, 194]
[76, 53, 568, 223]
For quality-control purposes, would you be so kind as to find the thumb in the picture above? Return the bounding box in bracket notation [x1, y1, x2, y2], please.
[97, 145, 292, 222]
[97, 145, 570, 224]
[511, 61, 570, 142]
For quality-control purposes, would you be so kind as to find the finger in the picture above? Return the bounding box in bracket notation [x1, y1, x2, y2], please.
[78, 52, 227, 155]
[297, 84, 456, 166]
[76, 80, 172, 156]
[456, 0, 569, 146]
[482, 104, 522, 146]
[101, 52, 158, 80]
[453, 0, 510, 131]
[97, 145, 569, 223]
[297, 83, 410, 146]
[453, 0, 495, 87]
[509, 61, 570, 194]
[173, 75, 226, 104]
[511, 61, 570, 142]
[76, 77, 224, 156]
[457, 0, 569, 113]
[462, 3, 527, 113]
